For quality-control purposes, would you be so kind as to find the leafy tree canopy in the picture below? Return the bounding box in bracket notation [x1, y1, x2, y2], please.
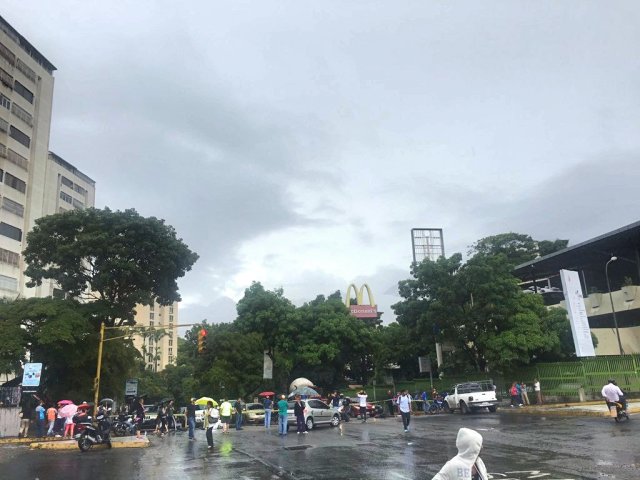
[0, 298, 137, 400]
[469, 232, 568, 267]
[394, 233, 576, 373]
[23, 207, 199, 326]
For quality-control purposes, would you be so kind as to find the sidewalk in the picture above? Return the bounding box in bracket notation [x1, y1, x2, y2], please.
[498, 400, 639, 417]
[0, 435, 150, 449]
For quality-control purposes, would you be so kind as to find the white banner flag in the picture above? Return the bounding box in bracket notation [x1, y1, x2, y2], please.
[559, 269, 596, 357]
[263, 351, 273, 379]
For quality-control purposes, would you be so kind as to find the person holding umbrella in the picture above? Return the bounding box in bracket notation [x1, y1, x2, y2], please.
[262, 394, 274, 429]
[59, 402, 78, 438]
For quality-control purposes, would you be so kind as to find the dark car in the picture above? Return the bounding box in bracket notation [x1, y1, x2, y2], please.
[349, 398, 383, 418]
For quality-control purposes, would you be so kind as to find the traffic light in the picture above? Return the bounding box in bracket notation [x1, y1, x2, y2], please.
[198, 328, 207, 353]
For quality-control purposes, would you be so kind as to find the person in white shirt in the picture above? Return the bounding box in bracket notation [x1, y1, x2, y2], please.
[533, 379, 542, 404]
[601, 379, 626, 412]
[396, 389, 413, 432]
[357, 390, 368, 423]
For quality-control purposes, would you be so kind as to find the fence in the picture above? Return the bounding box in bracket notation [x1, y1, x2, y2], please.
[380, 355, 640, 403]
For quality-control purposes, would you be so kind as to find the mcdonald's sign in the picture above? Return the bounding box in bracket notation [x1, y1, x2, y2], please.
[345, 283, 378, 319]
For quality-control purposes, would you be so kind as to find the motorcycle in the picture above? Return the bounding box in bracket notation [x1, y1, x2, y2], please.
[111, 414, 136, 437]
[607, 399, 629, 423]
[78, 408, 112, 451]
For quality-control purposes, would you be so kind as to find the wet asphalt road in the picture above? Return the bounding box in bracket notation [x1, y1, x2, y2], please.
[0, 412, 637, 479]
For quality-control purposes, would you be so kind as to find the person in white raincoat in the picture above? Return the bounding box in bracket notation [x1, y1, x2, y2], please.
[432, 427, 488, 480]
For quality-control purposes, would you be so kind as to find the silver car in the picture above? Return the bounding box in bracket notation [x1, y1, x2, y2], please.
[287, 399, 341, 431]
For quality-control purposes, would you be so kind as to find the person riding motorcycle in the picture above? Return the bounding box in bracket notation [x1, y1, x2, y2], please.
[601, 379, 627, 412]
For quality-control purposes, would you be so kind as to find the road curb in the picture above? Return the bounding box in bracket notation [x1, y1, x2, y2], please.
[29, 437, 150, 450]
[498, 406, 639, 417]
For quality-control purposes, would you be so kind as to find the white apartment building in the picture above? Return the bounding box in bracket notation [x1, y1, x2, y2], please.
[0, 14, 56, 299]
[132, 301, 179, 371]
[0, 15, 178, 370]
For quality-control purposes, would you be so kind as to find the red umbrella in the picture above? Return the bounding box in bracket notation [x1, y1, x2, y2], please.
[258, 391, 275, 397]
[57, 400, 73, 406]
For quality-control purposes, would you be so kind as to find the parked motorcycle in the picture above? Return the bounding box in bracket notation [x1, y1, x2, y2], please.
[111, 414, 136, 437]
[78, 408, 112, 451]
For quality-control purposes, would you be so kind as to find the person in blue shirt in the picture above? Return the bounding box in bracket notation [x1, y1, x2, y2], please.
[263, 396, 273, 429]
[35, 401, 46, 437]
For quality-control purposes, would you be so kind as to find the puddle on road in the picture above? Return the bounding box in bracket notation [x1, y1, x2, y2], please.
[283, 444, 312, 451]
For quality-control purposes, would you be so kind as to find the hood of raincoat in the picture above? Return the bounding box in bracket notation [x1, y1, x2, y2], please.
[432, 428, 487, 480]
[455, 427, 483, 464]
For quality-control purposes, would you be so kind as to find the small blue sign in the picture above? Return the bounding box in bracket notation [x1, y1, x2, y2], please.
[22, 363, 43, 388]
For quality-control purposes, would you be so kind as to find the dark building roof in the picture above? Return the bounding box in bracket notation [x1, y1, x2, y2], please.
[0, 15, 56, 73]
[514, 220, 640, 280]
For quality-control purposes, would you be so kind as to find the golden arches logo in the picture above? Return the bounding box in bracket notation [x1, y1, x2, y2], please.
[345, 283, 378, 319]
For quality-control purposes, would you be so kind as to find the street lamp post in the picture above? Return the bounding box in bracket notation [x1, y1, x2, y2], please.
[605, 256, 625, 355]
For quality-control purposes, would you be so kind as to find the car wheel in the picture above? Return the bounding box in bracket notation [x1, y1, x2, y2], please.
[488, 406, 497, 413]
[330, 414, 340, 427]
[444, 402, 452, 413]
[305, 417, 314, 431]
[460, 401, 470, 415]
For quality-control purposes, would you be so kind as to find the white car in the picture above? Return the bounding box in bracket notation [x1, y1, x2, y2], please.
[286, 399, 341, 431]
[445, 381, 498, 414]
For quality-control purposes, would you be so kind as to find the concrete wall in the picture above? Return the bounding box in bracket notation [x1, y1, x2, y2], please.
[0, 407, 20, 438]
[557, 286, 640, 354]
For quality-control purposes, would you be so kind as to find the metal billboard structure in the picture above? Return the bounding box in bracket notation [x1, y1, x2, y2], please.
[411, 228, 445, 263]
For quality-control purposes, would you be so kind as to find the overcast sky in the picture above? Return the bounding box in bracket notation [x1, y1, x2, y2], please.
[4, 1, 640, 325]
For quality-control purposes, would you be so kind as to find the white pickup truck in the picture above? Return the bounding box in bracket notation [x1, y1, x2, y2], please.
[445, 381, 498, 414]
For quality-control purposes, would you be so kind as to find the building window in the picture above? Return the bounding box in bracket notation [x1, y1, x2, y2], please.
[169, 315, 174, 322]
[150, 312, 154, 320]
[0, 42, 16, 66]
[0, 118, 8, 134]
[150, 303, 154, 311]
[0, 247, 19, 267]
[2, 197, 24, 217]
[72, 198, 84, 209]
[168, 355, 173, 363]
[73, 184, 87, 196]
[169, 348, 173, 355]
[13, 81, 34, 104]
[0, 67, 12, 89]
[7, 149, 28, 170]
[0, 223, 22, 241]
[0, 94, 9, 110]
[59, 191, 72, 204]
[60, 176, 73, 188]
[9, 126, 30, 148]
[149, 320, 154, 327]
[0, 274, 17, 291]
[169, 306, 174, 314]
[15, 58, 36, 83]
[168, 339, 173, 346]
[0, 143, 6, 158]
[11, 103, 32, 127]
[4, 172, 26, 193]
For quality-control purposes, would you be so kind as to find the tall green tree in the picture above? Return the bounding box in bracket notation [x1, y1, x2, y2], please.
[235, 282, 299, 390]
[0, 298, 138, 400]
[23, 208, 199, 326]
[393, 252, 565, 373]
